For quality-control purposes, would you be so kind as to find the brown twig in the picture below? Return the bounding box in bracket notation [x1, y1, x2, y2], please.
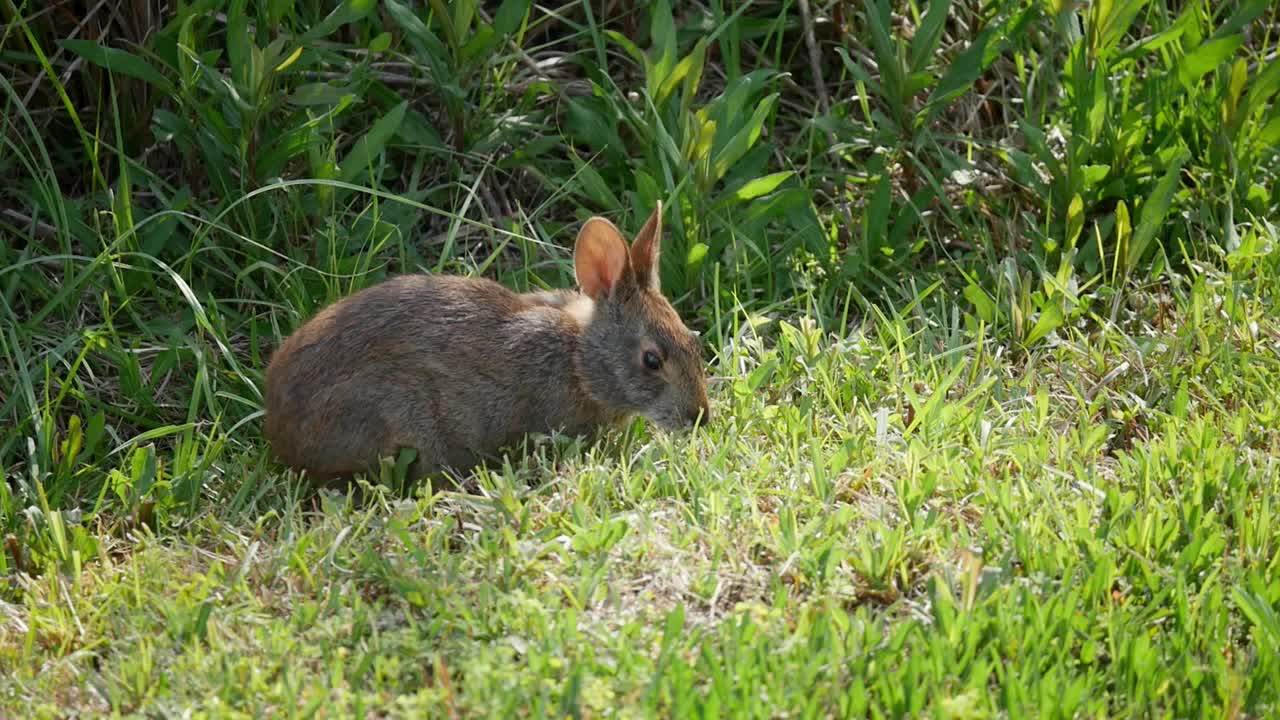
[796, 0, 831, 117]
[2, 208, 59, 239]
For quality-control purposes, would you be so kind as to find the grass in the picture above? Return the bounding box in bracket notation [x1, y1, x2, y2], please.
[7, 279, 1280, 717]
[3, 0, 1280, 716]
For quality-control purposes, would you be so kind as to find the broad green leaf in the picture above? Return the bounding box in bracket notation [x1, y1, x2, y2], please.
[730, 171, 794, 202]
[685, 113, 716, 165]
[744, 359, 778, 394]
[1118, 7, 1190, 58]
[963, 282, 997, 323]
[450, 0, 476, 44]
[338, 100, 408, 182]
[744, 187, 809, 226]
[865, 173, 892, 246]
[59, 40, 172, 90]
[302, 0, 374, 42]
[1243, 58, 1280, 118]
[1211, 0, 1268, 40]
[909, 0, 951, 71]
[285, 83, 352, 109]
[604, 30, 645, 65]
[1227, 58, 1248, 114]
[1085, 65, 1108, 142]
[711, 69, 778, 126]
[82, 411, 107, 461]
[923, 26, 998, 120]
[246, 44, 267, 103]
[369, 32, 393, 53]
[59, 415, 83, 467]
[1176, 35, 1243, 90]
[273, 46, 304, 73]
[1114, 199, 1131, 278]
[1066, 194, 1085, 247]
[1126, 150, 1188, 271]
[1233, 587, 1280, 651]
[680, 43, 711, 120]
[888, 185, 935, 250]
[227, 0, 251, 88]
[196, 132, 235, 199]
[1256, 115, 1280, 148]
[128, 444, 158, 503]
[1081, 164, 1111, 188]
[564, 97, 620, 153]
[904, 70, 935, 99]
[1171, 379, 1190, 418]
[686, 243, 709, 267]
[711, 93, 776, 180]
[836, 47, 881, 97]
[385, 0, 449, 61]
[347, 0, 376, 20]
[681, 39, 709, 117]
[864, 0, 906, 107]
[1016, 120, 1058, 170]
[461, 22, 498, 64]
[113, 151, 135, 241]
[176, 13, 201, 89]
[385, 0, 431, 45]
[632, 169, 660, 211]
[648, 0, 678, 99]
[650, 0, 677, 65]
[648, 102, 684, 168]
[1093, 0, 1147, 55]
[1024, 301, 1064, 346]
[392, 110, 443, 153]
[420, 0, 456, 50]
[1224, 196, 1239, 255]
[493, 0, 531, 37]
[659, 602, 685, 657]
[568, 152, 621, 210]
[257, 127, 318, 178]
[657, 39, 707, 106]
[266, 0, 295, 26]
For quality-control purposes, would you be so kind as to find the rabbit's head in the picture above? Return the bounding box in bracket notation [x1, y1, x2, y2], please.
[573, 202, 711, 430]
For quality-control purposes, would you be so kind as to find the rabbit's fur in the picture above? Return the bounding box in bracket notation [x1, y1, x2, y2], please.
[264, 202, 710, 483]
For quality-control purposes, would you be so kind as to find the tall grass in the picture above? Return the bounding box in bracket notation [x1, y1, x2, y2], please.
[3, 0, 1277, 587]
[1, 1, 1279, 714]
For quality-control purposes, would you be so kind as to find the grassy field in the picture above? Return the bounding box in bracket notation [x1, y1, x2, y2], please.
[3, 0, 1280, 716]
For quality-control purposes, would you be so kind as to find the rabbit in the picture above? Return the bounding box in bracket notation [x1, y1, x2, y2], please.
[263, 201, 710, 484]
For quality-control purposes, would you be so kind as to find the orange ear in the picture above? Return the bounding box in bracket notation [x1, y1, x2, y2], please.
[574, 217, 631, 299]
[629, 200, 662, 292]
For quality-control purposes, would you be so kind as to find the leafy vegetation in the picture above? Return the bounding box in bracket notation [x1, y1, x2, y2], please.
[2, 0, 1279, 715]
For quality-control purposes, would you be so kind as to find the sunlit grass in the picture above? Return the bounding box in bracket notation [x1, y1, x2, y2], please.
[2, 0, 1279, 716]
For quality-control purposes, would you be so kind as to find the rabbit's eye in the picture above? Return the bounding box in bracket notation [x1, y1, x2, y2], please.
[643, 350, 663, 371]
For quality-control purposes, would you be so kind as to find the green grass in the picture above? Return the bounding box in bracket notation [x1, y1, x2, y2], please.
[6, 279, 1280, 717]
[3, 0, 1280, 716]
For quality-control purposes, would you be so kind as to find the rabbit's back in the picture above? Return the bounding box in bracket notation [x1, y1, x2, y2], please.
[264, 274, 598, 479]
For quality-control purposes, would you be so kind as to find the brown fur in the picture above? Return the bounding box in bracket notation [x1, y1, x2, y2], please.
[263, 202, 710, 483]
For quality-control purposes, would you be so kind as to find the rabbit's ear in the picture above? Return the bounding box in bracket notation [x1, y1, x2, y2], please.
[575, 217, 632, 299]
[629, 200, 662, 292]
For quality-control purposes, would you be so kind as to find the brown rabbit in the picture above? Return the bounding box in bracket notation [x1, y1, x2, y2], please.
[264, 202, 710, 483]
